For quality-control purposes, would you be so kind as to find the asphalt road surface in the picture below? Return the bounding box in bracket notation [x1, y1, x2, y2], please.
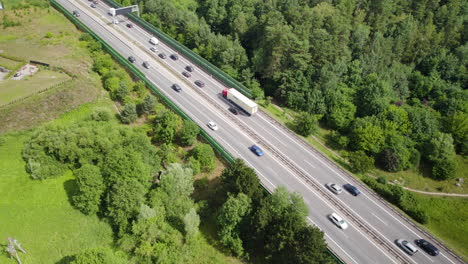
[57, 1, 465, 263]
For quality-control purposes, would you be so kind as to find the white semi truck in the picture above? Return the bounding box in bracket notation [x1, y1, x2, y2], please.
[222, 88, 258, 116]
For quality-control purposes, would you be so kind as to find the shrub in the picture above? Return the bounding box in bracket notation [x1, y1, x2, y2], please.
[293, 112, 318, 137]
[348, 151, 374, 173]
[91, 108, 112, 122]
[120, 103, 137, 124]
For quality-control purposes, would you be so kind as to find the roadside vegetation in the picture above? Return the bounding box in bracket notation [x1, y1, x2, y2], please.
[1, 3, 333, 261]
[114, 0, 467, 259]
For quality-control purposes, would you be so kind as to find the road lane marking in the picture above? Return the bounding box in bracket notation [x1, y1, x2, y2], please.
[372, 213, 388, 226]
[304, 159, 317, 169]
[325, 234, 360, 264]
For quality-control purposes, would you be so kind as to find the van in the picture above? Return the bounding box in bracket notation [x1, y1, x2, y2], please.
[149, 37, 159, 45]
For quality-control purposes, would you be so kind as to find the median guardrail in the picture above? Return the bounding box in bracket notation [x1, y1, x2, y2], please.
[100, 0, 252, 98]
[51, 1, 343, 262]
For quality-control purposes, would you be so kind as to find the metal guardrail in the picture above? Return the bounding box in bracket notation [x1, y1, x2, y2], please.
[100, 0, 252, 98]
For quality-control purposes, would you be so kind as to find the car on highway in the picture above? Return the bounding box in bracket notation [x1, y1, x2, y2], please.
[343, 183, 360, 196]
[126, 23, 133, 28]
[73, 10, 80, 17]
[150, 47, 158, 52]
[185, 65, 194, 72]
[172, 84, 182, 92]
[143, 61, 150, 69]
[396, 239, 418, 255]
[182, 71, 191, 78]
[159, 53, 167, 59]
[250, 145, 264, 156]
[415, 239, 439, 256]
[228, 107, 238, 115]
[194, 80, 205, 87]
[326, 183, 342, 194]
[91, 3, 96, 8]
[128, 56, 136, 63]
[170, 54, 179, 60]
[207, 121, 218, 131]
[328, 213, 348, 230]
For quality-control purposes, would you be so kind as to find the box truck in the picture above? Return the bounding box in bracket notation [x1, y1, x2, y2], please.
[222, 88, 258, 116]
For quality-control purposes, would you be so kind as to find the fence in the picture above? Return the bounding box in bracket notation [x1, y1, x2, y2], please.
[50, 1, 343, 263]
[101, 0, 252, 98]
[0, 79, 73, 110]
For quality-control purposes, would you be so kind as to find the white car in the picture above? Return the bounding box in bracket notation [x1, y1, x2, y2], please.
[396, 239, 419, 255]
[328, 213, 348, 230]
[326, 183, 342, 194]
[207, 121, 218, 131]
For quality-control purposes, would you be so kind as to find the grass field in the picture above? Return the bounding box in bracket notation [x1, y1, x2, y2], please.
[0, 1, 102, 133]
[0, 130, 114, 264]
[0, 69, 71, 105]
[0, 55, 22, 70]
[416, 194, 468, 259]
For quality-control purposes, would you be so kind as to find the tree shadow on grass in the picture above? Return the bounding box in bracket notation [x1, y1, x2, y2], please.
[55, 255, 75, 264]
[63, 179, 78, 206]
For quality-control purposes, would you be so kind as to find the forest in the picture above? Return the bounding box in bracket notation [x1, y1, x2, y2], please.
[123, 0, 468, 181]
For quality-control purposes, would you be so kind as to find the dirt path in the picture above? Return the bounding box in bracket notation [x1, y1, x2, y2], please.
[402, 186, 468, 197]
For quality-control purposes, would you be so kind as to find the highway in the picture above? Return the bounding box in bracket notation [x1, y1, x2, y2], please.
[56, 1, 464, 263]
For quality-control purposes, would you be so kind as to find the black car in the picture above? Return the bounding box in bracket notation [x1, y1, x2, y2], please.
[172, 84, 182, 92]
[343, 184, 360, 196]
[128, 56, 136, 63]
[126, 23, 133, 28]
[159, 53, 167, 59]
[170, 54, 179, 60]
[194, 80, 205, 87]
[182, 71, 191, 78]
[415, 239, 439, 256]
[229, 107, 238, 115]
[185, 65, 194, 72]
[142, 61, 150, 69]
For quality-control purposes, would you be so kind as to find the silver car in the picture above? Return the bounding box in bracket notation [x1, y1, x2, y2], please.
[326, 183, 342, 194]
[396, 239, 418, 255]
[207, 121, 218, 131]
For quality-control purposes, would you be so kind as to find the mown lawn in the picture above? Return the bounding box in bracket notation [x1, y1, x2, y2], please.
[0, 69, 71, 105]
[0, 55, 22, 69]
[0, 131, 114, 264]
[415, 194, 468, 260]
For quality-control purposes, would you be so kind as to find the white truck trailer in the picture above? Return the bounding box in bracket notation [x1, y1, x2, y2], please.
[222, 88, 258, 116]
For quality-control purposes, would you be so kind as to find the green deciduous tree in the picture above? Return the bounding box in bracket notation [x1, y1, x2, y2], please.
[293, 112, 318, 137]
[425, 132, 457, 180]
[183, 207, 200, 239]
[120, 103, 138, 124]
[178, 120, 199, 146]
[191, 144, 215, 172]
[221, 159, 264, 203]
[444, 111, 468, 154]
[351, 117, 385, 154]
[348, 150, 375, 173]
[138, 94, 157, 116]
[72, 165, 105, 215]
[217, 193, 252, 257]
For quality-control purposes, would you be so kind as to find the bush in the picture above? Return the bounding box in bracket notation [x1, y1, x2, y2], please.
[377, 176, 387, 184]
[293, 112, 318, 137]
[362, 177, 429, 224]
[191, 144, 215, 172]
[120, 103, 137, 124]
[91, 108, 112, 122]
[348, 151, 374, 173]
[327, 131, 349, 149]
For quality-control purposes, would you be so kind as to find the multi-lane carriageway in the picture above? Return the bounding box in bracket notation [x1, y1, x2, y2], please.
[56, 1, 464, 263]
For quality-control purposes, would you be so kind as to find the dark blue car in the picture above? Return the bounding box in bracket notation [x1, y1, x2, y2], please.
[343, 184, 360, 196]
[250, 145, 264, 156]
